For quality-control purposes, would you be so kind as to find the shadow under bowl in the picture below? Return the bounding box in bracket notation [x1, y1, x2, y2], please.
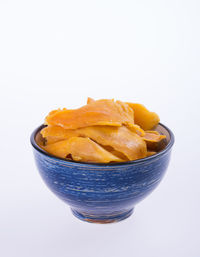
[30, 123, 174, 224]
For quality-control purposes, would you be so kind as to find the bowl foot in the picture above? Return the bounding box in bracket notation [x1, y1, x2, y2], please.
[71, 208, 134, 224]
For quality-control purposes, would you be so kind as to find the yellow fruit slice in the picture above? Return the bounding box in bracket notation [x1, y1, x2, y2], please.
[127, 103, 160, 130]
[43, 137, 123, 163]
[45, 99, 134, 130]
[41, 125, 147, 161]
[143, 131, 166, 151]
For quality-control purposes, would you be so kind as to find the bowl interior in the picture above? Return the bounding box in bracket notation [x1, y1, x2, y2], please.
[155, 124, 170, 144]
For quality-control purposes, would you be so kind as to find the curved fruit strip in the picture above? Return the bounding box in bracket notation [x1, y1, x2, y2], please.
[147, 151, 157, 157]
[74, 126, 147, 161]
[43, 137, 123, 163]
[127, 103, 160, 130]
[45, 99, 134, 130]
[41, 125, 147, 161]
[41, 125, 77, 144]
[142, 131, 167, 151]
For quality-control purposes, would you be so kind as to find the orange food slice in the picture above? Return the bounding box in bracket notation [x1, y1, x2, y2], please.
[127, 103, 160, 130]
[41, 125, 147, 161]
[147, 151, 157, 157]
[45, 99, 134, 130]
[143, 131, 166, 142]
[87, 97, 95, 104]
[41, 125, 77, 144]
[43, 137, 123, 163]
[77, 126, 147, 161]
[142, 131, 166, 151]
[87, 98, 145, 135]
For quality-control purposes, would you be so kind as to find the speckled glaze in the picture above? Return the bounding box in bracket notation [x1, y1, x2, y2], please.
[31, 123, 174, 224]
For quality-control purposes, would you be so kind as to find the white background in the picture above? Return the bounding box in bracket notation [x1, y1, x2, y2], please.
[0, 1, 200, 257]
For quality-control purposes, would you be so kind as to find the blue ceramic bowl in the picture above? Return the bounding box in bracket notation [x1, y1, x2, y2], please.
[31, 123, 174, 224]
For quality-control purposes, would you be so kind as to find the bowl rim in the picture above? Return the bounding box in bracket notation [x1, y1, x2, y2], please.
[30, 123, 174, 166]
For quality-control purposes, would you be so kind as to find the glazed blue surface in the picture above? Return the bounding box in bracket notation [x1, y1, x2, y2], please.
[31, 124, 174, 223]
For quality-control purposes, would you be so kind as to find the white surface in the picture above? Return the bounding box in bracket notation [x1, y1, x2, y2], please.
[0, 1, 200, 257]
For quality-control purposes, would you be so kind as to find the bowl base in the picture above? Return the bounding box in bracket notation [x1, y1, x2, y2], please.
[71, 208, 134, 224]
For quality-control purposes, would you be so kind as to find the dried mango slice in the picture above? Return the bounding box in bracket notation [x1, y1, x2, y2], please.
[45, 99, 134, 130]
[43, 137, 123, 163]
[147, 151, 157, 157]
[143, 131, 166, 142]
[41, 125, 147, 161]
[42, 139, 71, 159]
[127, 103, 160, 130]
[87, 98, 144, 136]
[41, 123, 145, 146]
[109, 150, 129, 161]
[40, 125, 77, 144]
[76, 126, 147, 161]
[143, 131, 166, 151]
[128, 124, 145, 136]
[87, 97, 95, 104]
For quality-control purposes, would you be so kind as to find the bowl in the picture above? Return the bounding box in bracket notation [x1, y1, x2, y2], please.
[30, 123, 174, 224]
